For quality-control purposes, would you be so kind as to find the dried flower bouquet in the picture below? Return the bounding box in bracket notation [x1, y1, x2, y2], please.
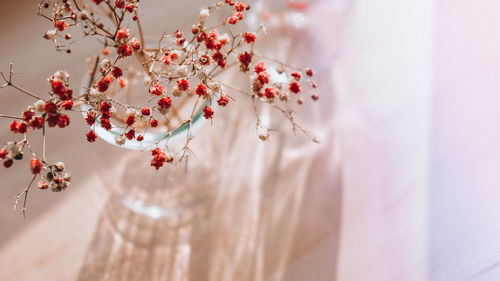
[0, 0, 319, 216]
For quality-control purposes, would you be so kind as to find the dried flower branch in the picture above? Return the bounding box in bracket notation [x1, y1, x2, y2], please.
[0, 0, 320, 215]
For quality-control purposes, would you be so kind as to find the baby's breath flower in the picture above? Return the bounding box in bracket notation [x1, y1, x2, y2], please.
[199, 9, 210, 22]
[44, 29, 57, 40]
[115, 135, 126, 146]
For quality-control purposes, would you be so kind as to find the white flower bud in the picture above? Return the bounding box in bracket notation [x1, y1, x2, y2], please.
[45, 29, 57, 40]
[115, 135, 126, 146]
[125, 108, 137, 116]
[6, 142, 19, 157]
[196, 70, 207, 80]
[55, 162, 65, 172]
[200, 9, 210, 22]
[172, 89, 183, 97]
[208, 81, 221, 92]
[53, 70, 70, 83]
[176, 65, 188, 77]
[100, 58, 112, 73]
[78, 10, 89, 20]
[220, 33, 230, 43]
[279, 92, 289, 102]
[34, 100, 45, 113]
[89, 87, 101, 99]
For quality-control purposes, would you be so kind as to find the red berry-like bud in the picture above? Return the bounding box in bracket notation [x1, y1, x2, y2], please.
[86, 130, 97, 142]
[46, 114, 58, 127]
[174, 30, 183, 38]
[44, 102, 58, 114]
[203, 106, 214, 119]
[117, 43, 132, 57]
[97, 81, 109, 92]
[22, 110, 34, 122]
[102, 75, 112, 84]
[199, 55, 210, 65]
[217, 95, 229, 106]
[119, 78, 128, 88]
[55, 20, 68, 31]
[125, 129, 135, 140]
[30, 158, 43, 174]
[150, 119, 159, 127]
[157, 96, 172, 110]
[254, 62, 266, 73]
[234, 1, 246, 12]
[17, 122, 28, 134]
[126, 115, 135, 126]
[38, 181, 49, 190]
[238, 52, 252, 72]
[30, 117, 44, 129]
[4, 159, 13, 168]
[129, 38, 141, 51]
[100, 118, 112, 130]
[289, 81, 301, 94]
[137, 135, 144, 141]
[243, 32, 256, 44]
[291, 72, 301, 81]
[141, 107, 150, 116]
[195, 84, 208, 97]
[228, 15, 239, 24]
[265, 88, 278, 99]
[257, 72, 270, 85]
[150, 84, 163, 96]
[101, 111, 112, 119]
[61, 100, 73, 110]
[9, 120, 19, 133]
[116, 28, 130, 40]
[112, 67, 123, 78]
[85, 112, 96, 125]
[125, 4, 135, 12]
[57, 114, 70, 128]
[176, 79, 189, 91]
[51, 80, 66, 96]
[192, 25, 199, 34]
[150, 148, 167, 170]
[0, 148, 7, 159]
[100, 101, 112, 112]
[115, 0, 125, 8]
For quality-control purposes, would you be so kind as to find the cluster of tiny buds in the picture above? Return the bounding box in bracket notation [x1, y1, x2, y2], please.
[40, 0, 139, 53]
[37, 161, 72, 192]
[38, 0, 317, 169]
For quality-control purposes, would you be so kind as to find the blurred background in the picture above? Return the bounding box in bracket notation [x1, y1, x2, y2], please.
[0, 0, 500, 280]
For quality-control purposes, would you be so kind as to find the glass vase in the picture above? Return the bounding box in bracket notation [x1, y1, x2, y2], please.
[76, 1, 340, 280]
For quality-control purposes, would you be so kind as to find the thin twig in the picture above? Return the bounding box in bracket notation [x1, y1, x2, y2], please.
[134, 10, 145, 50]
[0, 64, 44, 100]
[14, 174, 37, 218]
[0, 114, 23, 120]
